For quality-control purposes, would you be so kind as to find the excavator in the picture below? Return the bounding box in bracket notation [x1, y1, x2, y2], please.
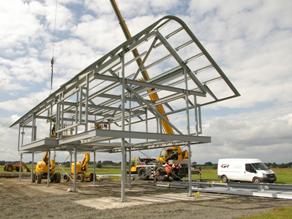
[4, 162, 31, 172]
[63, 152, 94, 182]
[63, 123, 106, 182]
[32, 123, 61, 184]
[110, 0, 189, 180]
[33, 151, 61, 184]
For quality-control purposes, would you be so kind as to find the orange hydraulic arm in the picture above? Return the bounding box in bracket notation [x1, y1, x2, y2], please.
[110, 0, 174, 135]
[81, 152, 90, 171]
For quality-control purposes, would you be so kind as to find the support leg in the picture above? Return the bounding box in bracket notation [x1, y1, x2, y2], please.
[19, 153, 23, 182]
[128, 148, 131, 188]
[121, 139, 126, 202]
[187, 143, 192, 197]
[73, 147, 77, 192]
[31, 152, 34, 182]
[93, 149, 96, 184]
[47, 150, 50, 187]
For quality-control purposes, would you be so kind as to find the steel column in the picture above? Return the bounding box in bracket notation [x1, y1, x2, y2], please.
[85, 75, 89, 131]
[128, 93, 132, 188]
[183, 67, 192, 197]
[120, 54, 126, 202]
[93, 149, 96, 184]
[17, 125, 21, 151]
[145, 109, 148, 142]
[18, 153, 22, 181]
[47, 150, 50, 186]
[73, 147, 77, 192]
[31, 152, 34, 182]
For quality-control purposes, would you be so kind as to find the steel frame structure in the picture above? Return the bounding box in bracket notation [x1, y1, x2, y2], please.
[11, 16, 239, 201]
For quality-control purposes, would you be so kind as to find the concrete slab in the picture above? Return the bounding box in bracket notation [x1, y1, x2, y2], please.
[74, 192, 226, 210]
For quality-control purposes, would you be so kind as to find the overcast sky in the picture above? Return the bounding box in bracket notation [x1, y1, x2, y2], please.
[0, 0, 292, 163]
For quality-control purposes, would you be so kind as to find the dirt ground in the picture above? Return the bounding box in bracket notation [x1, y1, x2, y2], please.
[0, 177, 292, 219]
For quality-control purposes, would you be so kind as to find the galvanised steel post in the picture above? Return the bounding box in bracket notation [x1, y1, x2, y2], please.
[145, 108, 148, 142]
[121, 53, 126, 202]
[31, 113, 36, 141]
[75, 89, 79, 134]
[184, 68, 192, 197]
[31, 152, 34, 183]
[19, 152, 23, 181]
[128, 147, 131, 188]
[17, 124, 21, 152]
[74, 147, 77, 192]
[128, 93, 132, 188]
[61, 92, 64, 135]
[47, 150, 50, 187]
[79, 87, 83, 124]
[194, 95, 199, 135]
[93, 149, 96, 184]
[85, 74, 89, 131]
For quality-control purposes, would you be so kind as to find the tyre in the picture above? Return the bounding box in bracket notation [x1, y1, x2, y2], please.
[63, 174, 70, 182]
[138, 168, 149, 180]
[32, 173, 36, 183]
[221, 175, 229, 183]
[36, 174, 42, 184]
[77, 174, 84, 182]
[252, 177, 260, 184]
[54, 172, 61, 183]
[50, 174, 55, 183]
[6, 165, 13, 172]
[89, 173, 94, 182]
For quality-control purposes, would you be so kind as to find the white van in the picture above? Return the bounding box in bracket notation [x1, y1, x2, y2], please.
[217, 158, 276, 183]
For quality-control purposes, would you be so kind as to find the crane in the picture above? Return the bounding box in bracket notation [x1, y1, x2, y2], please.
[110, 0, 189, 179]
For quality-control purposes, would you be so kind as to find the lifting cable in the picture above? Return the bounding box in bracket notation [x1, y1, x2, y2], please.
[50, 0, 58, 92]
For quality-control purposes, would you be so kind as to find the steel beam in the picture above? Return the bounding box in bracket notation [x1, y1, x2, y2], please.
[59, 129, 210, 145]
[95, 73, 202, 96]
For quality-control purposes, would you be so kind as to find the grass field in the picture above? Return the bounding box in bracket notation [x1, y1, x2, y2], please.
[239, 206, 292, 219]
[1, 164, 292, 184]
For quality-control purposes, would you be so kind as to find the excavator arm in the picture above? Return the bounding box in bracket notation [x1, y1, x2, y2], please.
[81, 152, 90, 171]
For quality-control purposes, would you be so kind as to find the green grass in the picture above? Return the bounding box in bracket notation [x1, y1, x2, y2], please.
[87, 167, 121, 174]
[192, 168, 218, 181]
[1, 164, 292, 184]
[271, 168, 292, 184]
[239, 206, 292, 219]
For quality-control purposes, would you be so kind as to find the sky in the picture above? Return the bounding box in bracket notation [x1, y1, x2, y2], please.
[0, 0, 292, 163]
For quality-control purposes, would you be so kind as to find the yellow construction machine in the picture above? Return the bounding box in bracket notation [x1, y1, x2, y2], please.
[33, 151, 61, 184]
[111, 0, 189, 180]
[63, 152, 94, 182]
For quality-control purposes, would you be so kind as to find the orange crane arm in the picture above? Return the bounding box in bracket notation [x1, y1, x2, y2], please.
[110, 0, 173, 135]
[81, 152, 90, 171]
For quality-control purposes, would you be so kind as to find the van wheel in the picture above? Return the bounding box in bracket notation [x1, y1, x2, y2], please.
[221, 175, 229, 183]
[252, 177, 260, 184]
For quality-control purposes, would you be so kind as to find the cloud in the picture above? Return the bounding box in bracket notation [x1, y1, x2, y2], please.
[0, 90, 49, 113]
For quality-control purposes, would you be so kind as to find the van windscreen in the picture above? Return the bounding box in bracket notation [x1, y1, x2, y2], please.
[252, 162, 269, 170]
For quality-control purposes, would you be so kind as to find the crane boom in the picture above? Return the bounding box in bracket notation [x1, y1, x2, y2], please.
[110, 0, 174, 135]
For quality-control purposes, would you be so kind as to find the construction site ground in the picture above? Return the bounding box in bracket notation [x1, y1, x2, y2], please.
[1, 177, 292, 219]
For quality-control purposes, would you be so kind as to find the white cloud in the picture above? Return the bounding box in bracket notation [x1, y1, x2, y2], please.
[0, 89, 49, 113]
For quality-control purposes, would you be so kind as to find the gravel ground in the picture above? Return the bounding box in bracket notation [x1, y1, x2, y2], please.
[0, 178, 291, 219]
